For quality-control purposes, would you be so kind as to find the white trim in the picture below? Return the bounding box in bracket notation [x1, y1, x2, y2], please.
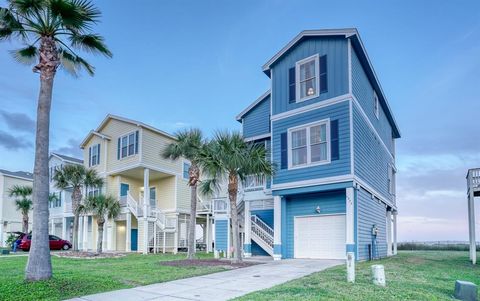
[236, 90, 271, 121]
[50, 153, 83, 165]
[351, 95, 394, 159]
[354, 176, 395, 209]
[287, 119, 331, 170]
[348, 38, 352, 94]
[244, 133, 271, 142]
[105, 163, 180, 178]
[295, 54, 320, 103]
[349, 99, 354, 174]
[373, 91, 379, 119]
[118, 131, 138, 160]
[80, 130, 111, 149]
[0, 173, 33, 182]
[271, 94, 350, 121]
[272, 174, 353, 190]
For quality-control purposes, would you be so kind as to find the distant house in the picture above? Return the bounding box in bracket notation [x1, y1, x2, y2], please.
[213, 28, 400, 261]
[0, 169, 33, 246]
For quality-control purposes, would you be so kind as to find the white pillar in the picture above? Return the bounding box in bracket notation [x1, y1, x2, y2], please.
[226, 218, 231, 259]
[468, 193, 473, 261]
[163, 233, 166, 253]
[0, 221, 4, 247]
[244, 201, 252, 258]
[174, 228, 178, 254]
[386, 210, 392, 256]
[346, 187, 355, 254]
[51, 219, 55, 236]
[102, 218, 108, 252]
[143, 168, 150, 255]
[273, 196, 282, 260]
[153, 223, 157, 254]
[62, 217, 67, 240]
[83, 216, 89, 251]
[393, 211, 398, 255]
[126, 213, 131, 252]
[468, 186, 476, 264]
[206, 215, 212, 253]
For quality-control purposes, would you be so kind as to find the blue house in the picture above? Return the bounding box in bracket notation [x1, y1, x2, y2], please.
[214, 28, 400, 261]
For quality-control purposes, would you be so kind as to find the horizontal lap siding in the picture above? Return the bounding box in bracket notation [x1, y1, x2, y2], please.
[271, 37, 348, 115]
[251, 209, 274, 227]
[357, 187, 387, 260]
[243, 96, 271, 138]
[214, 219, 228, 251]
[272, 101, 351, 185]
[353, 104, 393, 202]
[283, 190, 345, 258]
[351, 48, 394, 153]
[142, 129, 182, 175]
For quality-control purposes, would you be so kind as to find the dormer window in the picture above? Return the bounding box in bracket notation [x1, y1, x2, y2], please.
[296, 54, 319, 102]
[374, 91, 379, 119]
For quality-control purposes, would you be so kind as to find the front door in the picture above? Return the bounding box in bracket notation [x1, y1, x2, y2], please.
[131, 229, 138, 251]
[120, 183, 129, 197]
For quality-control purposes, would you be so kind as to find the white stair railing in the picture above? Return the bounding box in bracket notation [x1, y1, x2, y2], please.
[126, 191, 141, 218]
[251, 215, 274, 249]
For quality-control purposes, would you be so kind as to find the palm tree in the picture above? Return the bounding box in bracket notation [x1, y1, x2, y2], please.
[200, 131, 275, 262]
[53, 164, 103, 252]
[78, 194, 120, 253]
[9, 185, 33, 233]
[162, 129, 205, 260]
[0, 0, 112, 280]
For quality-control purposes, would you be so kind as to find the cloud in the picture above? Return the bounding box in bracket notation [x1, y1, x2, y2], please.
[0, 131, 32, 150]
[52, 138, 82, 157]
[0, 110, 35, 133]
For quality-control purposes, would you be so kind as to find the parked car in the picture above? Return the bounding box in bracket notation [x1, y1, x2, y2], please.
[19, 234, 72, 251]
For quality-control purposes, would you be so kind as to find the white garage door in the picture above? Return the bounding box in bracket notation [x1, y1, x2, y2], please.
[294, 214, 346, 259]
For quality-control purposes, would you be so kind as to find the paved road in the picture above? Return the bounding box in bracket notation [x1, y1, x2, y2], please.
[68, 259, 342, 301]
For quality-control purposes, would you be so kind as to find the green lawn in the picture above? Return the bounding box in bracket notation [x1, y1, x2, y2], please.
[236, 251, 480, 301]
[0, 252, 224, 301]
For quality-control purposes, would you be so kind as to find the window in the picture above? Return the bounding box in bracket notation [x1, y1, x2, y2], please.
[183, 162, 191, 180]
[388, 164, 396, 195]
[50, 192, 62, 208]
[374, 91, 379, 119]
[296, 54, 319, 102]
[120, 132, 136, 159]
[89, 144, 100, 166]
[288, 120, 330, 168]
[88, 188, 100, 198]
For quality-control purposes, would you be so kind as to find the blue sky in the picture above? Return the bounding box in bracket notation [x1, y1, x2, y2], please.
[1, 0, 479, 242]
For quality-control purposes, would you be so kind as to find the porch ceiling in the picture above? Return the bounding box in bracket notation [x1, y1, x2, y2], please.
[113, 166, 172, 181]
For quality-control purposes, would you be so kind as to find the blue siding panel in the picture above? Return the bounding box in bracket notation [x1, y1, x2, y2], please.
[214, 219, 228, 252]
[251, 241, 269, 256]
[272, 101, 351, 185]
[283, 190, 346, 259]
[251, 209, 274, 227]
[351, 48, 394, 154]
[353, 103, 393, 202]
[242, 95, 271, 138]
[271, 37, 349, 115]
[357, 187, 387, 260]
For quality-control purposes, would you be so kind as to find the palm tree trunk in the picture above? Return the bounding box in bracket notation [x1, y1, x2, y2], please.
[23, 214, 29, 234]
[187, 183, 197, 259]
[97, 219, 104, 254]
[71, 187, 82, 252]
[25, 36, 59, 281]
[228, 175, 242, 263]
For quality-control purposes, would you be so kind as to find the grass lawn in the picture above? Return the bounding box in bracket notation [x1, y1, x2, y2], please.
[0, 252, 225, 301]
[236, 251, 480, 301]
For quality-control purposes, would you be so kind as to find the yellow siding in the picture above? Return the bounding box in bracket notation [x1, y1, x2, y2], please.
[177, 177, 191, 212]
[101, 119, 141, 172]
[152, 176, 176, 211]
[116, 220, 126, 251]
[141, 128, 181, 174]
[82, 135, 106, 174]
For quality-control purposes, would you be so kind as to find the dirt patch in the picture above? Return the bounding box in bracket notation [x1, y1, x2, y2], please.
[159, 259, 259, 269]
[405, 256, 426, 264]
[53, 251, 126, 259]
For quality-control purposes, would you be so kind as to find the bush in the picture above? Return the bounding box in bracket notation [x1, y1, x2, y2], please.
[5, 234, 17, 249]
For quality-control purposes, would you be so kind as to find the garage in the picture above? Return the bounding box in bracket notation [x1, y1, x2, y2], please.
[294, 214, 346, 259]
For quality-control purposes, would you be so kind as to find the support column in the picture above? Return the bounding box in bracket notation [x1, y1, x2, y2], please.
[244, 201, 252, 258]
[51, 219, 55, 236]
[0, 221, 4, 247]
[386, 210, 392, 256]
[273, 196, 282, 260]
[393, 211, 398, 255]
[206, 215, 212, 253]
[83, 216, 89, 251]
[78, 216, 83, 250]
[143, 168, 150, 255]
[468, 182, 476, 264]
[468, 194, 473, 261]
[102, 218, 108, 252]
[126, 213, 131, 252]
[62, 217, 67, 240]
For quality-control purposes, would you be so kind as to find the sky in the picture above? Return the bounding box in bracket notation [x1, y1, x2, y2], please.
[0, 0, 479, 242]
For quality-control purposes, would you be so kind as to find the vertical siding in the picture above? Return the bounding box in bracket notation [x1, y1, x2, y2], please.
[271, 37, 349, 115]
[283, 190, 346, 258]
[272, 101, 351, 185]
[214, 219, 228, 251]
[242, 95, 271, 138]
[351, 48, 394, 154]
[357, 187, 387, 260]
[353, 104, 393, 201]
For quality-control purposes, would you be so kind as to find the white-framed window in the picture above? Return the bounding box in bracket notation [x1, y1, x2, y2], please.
[89, 144, 100, 166]
[49, 192, 62, 208]
[388, 164, 396, 195]
[183, 162, 191, 180]
[87, 188, 101, 198]
[120, 132, 136, 159]
[374, 91, 379, 119]
[288, 119, 330, 169]
[296, 54, 320, 102]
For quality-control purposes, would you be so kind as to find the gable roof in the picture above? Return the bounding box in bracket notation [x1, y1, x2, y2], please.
[80, 114, 177, 148]
[261, 28, 400, 138]
[50, 153, 83, 164]
[0, 169, 33, 181]
[236, 90, 271, 122]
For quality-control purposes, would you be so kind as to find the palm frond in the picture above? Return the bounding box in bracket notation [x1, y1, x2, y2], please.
[10, 44, 38, 64]
[199, 178, 220, 197]
[69, 33, 112, 57]
[58, 47, 95, 76]
[8, 0, 47, 16]
[9, 184, 32, 197]
[49, 0, 99, 32]
[0, 7, 26, 40]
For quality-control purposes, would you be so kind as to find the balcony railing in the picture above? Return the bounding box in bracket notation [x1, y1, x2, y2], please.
[467, 168, 480, 192]
[213, 198, 228, 214]
[243, 175, 266, 191]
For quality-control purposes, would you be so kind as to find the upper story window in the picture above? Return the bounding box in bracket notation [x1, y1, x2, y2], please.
[49, 164, 63, 182]
[183, 162, 191, 180]
[117, 131, 139, 160]
[289, 54, 327, 103]
[89, 144, 100, 167]
[88, 188, 100, 198]
[288, 120, 330, 169]
[49, 192, 62, 208]
[374, 91, 379, 119]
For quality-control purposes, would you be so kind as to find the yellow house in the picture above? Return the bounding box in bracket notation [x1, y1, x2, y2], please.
[0, 169, 33, 247]
[80, 114, 213, 254]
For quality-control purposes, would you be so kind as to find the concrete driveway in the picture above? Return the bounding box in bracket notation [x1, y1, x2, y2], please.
[68, 259, 342, 301]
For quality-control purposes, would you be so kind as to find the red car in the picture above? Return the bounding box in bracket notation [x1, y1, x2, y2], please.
[19, 234, 72, 251]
